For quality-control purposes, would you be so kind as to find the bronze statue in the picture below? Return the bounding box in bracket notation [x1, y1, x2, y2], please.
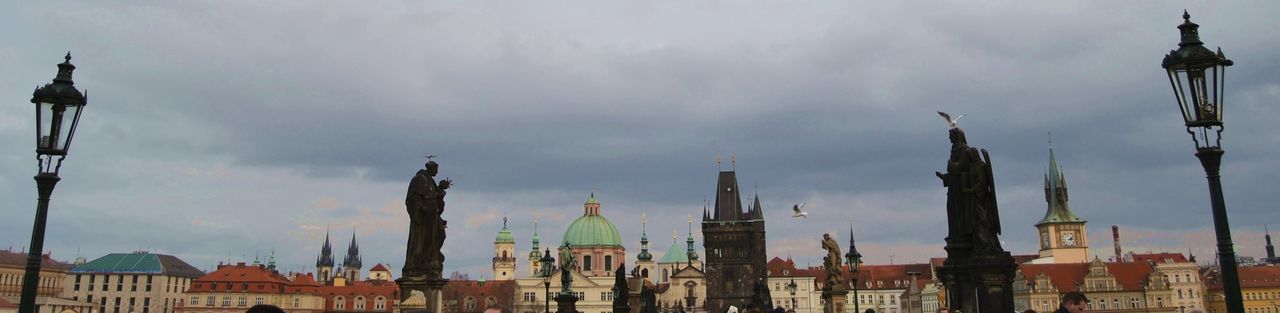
[821, 233, 845, 288]
[935, 126, 1003, 254]
[559, 242, 575, 294]
[403, 160, 452, 280]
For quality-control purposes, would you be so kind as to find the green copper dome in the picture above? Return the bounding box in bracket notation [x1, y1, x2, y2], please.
[563, 215, 623, 247]
[495, 218, 515, 243]
[563, 193, 622, 247]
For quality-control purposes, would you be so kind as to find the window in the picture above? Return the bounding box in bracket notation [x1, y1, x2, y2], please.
[336, 296, 347, 310]
[1131, 297, 1140, 308]
[294, 297, 301, 308]
[485, 296, 496, 308]
[132, 275, 139, 292]
[464, 297, 476, 311]
[256, 297, 264, 305]
[206, 296, 215, 306]
[146, 275, 153, 292]
[238, 296, 247, 307]
[191, 297, 199, 306]
[523, 292, 536, 302]
[584, 255, 593, 271]
[222, 296, 232, 307]
[117, 275, 124, 291]
[375, 297, 386, 310]
[355, 296, 366, 311]
[143, 298, 150, 313]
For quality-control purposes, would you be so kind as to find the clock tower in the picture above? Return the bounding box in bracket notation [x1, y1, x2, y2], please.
[1035, 144, 1088, 263]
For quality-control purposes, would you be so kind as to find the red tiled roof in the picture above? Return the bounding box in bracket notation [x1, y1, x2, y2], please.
[1206, 266, 1280, 289]
[319, 280, 399, 298]
[1018, 263, 1089, 292]
[768, 257, 805, 277]
[187, 263, 290, 293]
[0, 250, 72, 271]
[804, 263, 933, 290]
[1017, 261, 1158, 292]
[369, 264, 390, 272]
[1131, 253, 1189, 264]
[286, 273, 323, 294]
[443, 280, 516, 299]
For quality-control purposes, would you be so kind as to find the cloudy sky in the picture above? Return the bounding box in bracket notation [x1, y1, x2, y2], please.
[2, 1, 1278, 277]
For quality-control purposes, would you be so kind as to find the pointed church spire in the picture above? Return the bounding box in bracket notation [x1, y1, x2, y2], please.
[1038, 140, 1084, 225]
[686, 214, 698, 264]
[343, 231, 362, 270]
[317, 229, 334, 268]
[267, 250, 277, 270]
[638, 213, 652, 262]
[712, 169, 745, 221]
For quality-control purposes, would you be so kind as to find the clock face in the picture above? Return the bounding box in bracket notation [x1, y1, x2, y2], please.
[1041, 233, 1050, 248]
[1061, 232, 1076, 246]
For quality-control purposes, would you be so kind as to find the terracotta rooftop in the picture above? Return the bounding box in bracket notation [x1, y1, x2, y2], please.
[1205, 266, 1280, 289]
[799, 263, 933, 290]
[0, 249, 72, 271]
[1131, 253, 1189, 264]
[369, 264, 390, 272]
[1017, 261, 1158, 292]
[319, 280, 399, 298]
[187, 262, 290, 293]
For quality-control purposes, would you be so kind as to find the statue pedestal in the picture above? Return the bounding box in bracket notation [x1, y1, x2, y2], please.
[937, 253, 1015, 313]
[397, 278, 449, 313]
[822, 287, 849, 313]
[555, 293, 579, 313]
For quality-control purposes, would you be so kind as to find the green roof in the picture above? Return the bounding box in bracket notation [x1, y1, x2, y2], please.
[496, 227, 515, 243]
[72, 252, 204, 278]
[1038, 146, 1085, 225]
[658, 239, 688, 264]
[563, 215, 622, 247]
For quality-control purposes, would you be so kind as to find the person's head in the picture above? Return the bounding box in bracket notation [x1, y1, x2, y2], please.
[1060, 291, 1089, 313]
[425, 161, 439, 174]
[246, 305, 284, 313]
[483, 306, 513, 313]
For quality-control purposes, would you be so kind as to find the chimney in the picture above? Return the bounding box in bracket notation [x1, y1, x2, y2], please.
[1112, 225, 1122, 262]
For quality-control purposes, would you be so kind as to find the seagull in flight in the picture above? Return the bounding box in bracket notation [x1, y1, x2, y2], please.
[937, 111, 966, 128]
[791, 202, 808, 219]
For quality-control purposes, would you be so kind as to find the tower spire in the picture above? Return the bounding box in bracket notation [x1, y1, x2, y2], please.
[638, 213, 652, 262]
[1266, 224, 1276, 262]
[1039, 140, 1083, 225]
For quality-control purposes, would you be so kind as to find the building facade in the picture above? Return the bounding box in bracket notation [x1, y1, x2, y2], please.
[177, 263, 325, 313]
[64, 252, 204, 313]
[1203, 266, 1280, 313]
[0, 250, 96, 313]
[1014, 258, 1177, 313]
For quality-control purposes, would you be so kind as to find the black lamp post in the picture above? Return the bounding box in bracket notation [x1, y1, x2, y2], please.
[19, 53, 87, 313]
[1160, 11, 1242, 313]
[541, 249, 555, 313]
[786, 279, 798, 311]
[845, 229, 862, 313]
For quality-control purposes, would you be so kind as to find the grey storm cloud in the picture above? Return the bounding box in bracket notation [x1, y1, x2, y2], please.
[2, 1, 1278, 275]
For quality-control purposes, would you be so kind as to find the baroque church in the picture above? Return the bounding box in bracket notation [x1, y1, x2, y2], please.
[502, 165, 769, 313]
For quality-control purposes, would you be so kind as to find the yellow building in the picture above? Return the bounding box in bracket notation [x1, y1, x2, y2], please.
[64, 252, 204, 313]
[1015, 258, 1177, 313]
[0, 249, 96, 313]
[1204, 266, 1280, 313]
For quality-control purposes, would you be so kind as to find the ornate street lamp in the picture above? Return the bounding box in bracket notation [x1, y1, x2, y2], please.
[1160, 11, 1242, 313]
[786, 279, 798, 311]
[845, 229, 862, 313]
[541, 248, 556, 313]
[19, 53, 88, 313]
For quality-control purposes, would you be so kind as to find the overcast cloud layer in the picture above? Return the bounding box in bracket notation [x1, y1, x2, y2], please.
[2, 1, 1278, 276]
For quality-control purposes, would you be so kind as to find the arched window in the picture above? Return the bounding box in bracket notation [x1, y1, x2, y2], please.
[485, 296, 497, 308]
[375, 297, 386, 310]
[503, 251, 508, 258]
[583, 256, 593, 271]
[605, 255, 613, 271]
[335, 296, 346, 310]
[355, 296, 366, 311]
[465, 297, 477, 311]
